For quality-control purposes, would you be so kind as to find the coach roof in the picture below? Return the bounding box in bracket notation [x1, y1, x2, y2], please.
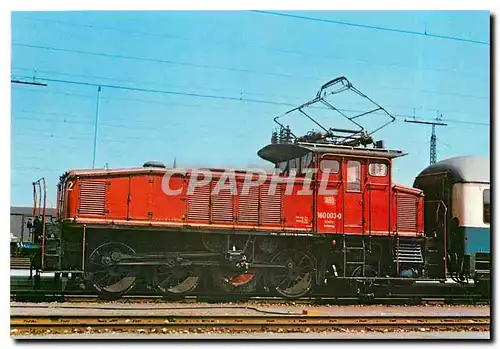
[415, 156, 490, 184]
[257, 142, 406, 163]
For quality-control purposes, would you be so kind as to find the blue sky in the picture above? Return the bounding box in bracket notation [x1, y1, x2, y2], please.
[11, 10, 490, 206]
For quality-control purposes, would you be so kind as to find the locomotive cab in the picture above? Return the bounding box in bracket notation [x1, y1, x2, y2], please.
[258, 141, 426, 286]
[258, 141, 423, 237]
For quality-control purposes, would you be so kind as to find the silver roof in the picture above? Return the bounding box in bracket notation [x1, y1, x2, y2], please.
[415, 156, 490, 184]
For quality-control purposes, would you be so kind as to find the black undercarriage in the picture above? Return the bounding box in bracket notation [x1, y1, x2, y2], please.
[19, 224, 491, 301]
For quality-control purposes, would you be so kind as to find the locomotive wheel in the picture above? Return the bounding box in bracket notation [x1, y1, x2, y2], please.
[86, 242, 137, 300]
[267, 249, 314, 299]
[210, 267, 257, 293]
[153, 266, 200, 296]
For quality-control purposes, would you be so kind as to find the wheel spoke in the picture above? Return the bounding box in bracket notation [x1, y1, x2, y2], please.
[95, 273, 111, 287]
[154, 267, 200, 295]
[272, 273, 288, 280]
[297, 255, 308, 268]
[88, 259, 103, 267]
[277, 277, 289, 289]
[108, 275, 118, 287]
[269, 249, 314, 299]
[87, 242, 137, 298]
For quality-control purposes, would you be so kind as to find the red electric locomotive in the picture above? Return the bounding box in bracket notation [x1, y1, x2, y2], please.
[23, 77, 445, 299]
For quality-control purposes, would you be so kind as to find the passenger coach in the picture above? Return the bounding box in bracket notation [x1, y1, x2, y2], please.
[414, 156, 490, 282]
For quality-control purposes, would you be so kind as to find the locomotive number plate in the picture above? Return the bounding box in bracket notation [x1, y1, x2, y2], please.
[317, 212, 342, 219]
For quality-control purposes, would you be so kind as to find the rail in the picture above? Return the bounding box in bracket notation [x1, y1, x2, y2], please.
[10, 314, 490, 335]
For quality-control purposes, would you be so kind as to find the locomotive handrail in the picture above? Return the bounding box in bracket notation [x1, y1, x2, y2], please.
[425, 199, 448, 277]
[32, 178, 47, 268]
[32, 184, 37, 218]
[366, 183, 389, 188]
[392, 184, 424, 196]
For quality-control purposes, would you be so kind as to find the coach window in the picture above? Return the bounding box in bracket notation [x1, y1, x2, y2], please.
[319, 159, 339, 173]
[483, 189, 490, 224]
[369, 162, 387, 177]
[347, 160, 361, 192]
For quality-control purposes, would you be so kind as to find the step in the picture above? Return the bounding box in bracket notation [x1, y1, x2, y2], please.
[394, 251, 423, 256]
[10, 257, 31, 269]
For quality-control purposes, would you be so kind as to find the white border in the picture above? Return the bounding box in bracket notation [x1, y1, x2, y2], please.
[3, 2, 496, 347]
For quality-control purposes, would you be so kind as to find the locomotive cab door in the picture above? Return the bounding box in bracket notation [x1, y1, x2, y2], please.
[364, 159, 391, 236]
[343, 158, 364, 235]
[316, 155, 343, 233]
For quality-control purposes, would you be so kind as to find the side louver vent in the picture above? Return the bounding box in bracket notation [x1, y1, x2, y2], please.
[397, 194, 418, 231]
[260, 182, 282, 225]
[187, 183, 210, 221]
[393, 242, 424, 264]
[79, 180, 106, 215]
[211, 183, 234, 222]
[237, 184, 259, 224]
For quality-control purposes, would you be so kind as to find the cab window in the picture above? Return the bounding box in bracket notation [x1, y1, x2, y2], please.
[483, 189, 490, 224]
[320, 159, 339, 173]
[369, 162, 387, 177]
[347, 160, 361, 192]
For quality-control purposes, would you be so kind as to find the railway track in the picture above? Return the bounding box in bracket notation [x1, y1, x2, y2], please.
[11, 270, 490, 306]
[10, 314, 490, 335]
[10, 291, 490, 306]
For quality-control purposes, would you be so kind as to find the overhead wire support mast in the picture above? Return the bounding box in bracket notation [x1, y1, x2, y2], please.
[404, 115, 447, 165]
[92, 86, 102, 169]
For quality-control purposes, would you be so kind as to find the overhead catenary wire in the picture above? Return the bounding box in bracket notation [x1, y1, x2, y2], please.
[13, 112, 166, 131]
[11, 44, 489, 101]
[11, 75, 489, 127]
[13, 43, 313, 81]
[11, 67, 488, 115]
[252, 11, 490, 46]
[15, 15, 488, 76]
[12, 74, 295, 106]
[15, 83, 489, 126]
[11, 67, 310, 102]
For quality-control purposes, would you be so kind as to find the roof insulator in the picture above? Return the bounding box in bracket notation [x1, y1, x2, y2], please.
[143, 161, 166, 168]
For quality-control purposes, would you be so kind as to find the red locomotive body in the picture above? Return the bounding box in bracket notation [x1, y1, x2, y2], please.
[24, 77, 438, 300]
[60, 168, 314, 233]
[59, 143, 423, 239]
